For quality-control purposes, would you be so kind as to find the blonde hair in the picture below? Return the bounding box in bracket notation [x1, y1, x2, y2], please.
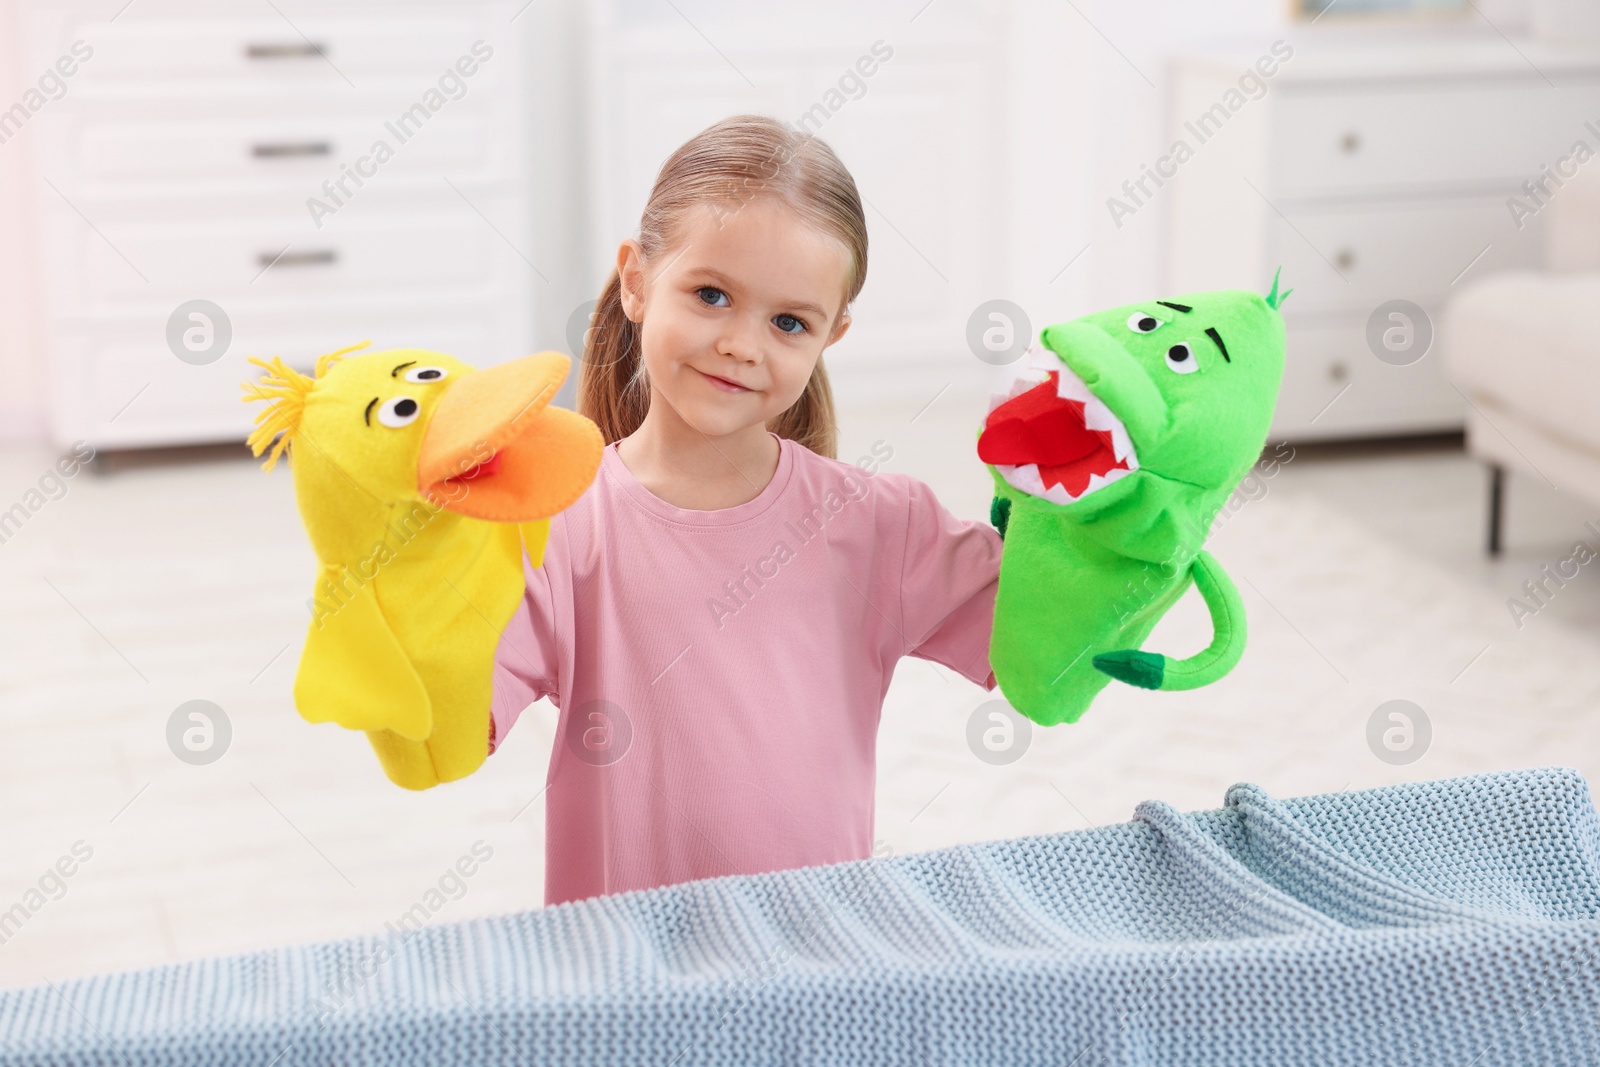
[578, 114, 868, 461]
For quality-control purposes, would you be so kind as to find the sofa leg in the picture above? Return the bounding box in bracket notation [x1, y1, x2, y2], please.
[1487, 463, 1504, 557]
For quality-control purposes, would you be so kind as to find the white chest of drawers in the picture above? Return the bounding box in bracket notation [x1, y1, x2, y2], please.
[18, 0, 533, 451]
[1166, 35, 1600, 440]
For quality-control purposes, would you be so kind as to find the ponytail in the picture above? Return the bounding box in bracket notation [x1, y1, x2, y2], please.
[766, 357, 837, 460]
[576, 269, 649, 447]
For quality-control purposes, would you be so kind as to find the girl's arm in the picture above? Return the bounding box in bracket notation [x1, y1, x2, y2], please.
[897, 476, 1004, 689]
[487, 536, 566, 754]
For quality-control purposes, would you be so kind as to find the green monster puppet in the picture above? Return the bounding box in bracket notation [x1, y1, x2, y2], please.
[979, 270, 1290, 726]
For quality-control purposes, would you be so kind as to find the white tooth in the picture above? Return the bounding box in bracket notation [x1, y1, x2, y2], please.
[1053, 367, 1094, 405]
[997, 456, 1143, 506]
[1054, 360, 1129, 451]
[1109, 423, 1135, 463]
[988, 369, 1048, 413]
[1011, 374, 1045, 397]
[1037, 470, 1079, 505]
[1003, 462, 1075, 506]
[1096, 471, 1117, 490]
[1079, 395, 1138, 465]
[1082, 396, 1118, 432]
[1001, 463, 1042, 498]
[1024, 345, 1061, 373]
[1041, 482, 1076, 506]
[1022, 465, 1049, 498]
[1041, 351, 1079, 382]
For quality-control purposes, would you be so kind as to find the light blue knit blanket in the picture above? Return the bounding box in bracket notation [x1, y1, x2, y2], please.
[5, 766, 1599, 1066]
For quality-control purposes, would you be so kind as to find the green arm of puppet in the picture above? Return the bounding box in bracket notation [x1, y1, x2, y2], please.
[1092, 550, 1245, 691]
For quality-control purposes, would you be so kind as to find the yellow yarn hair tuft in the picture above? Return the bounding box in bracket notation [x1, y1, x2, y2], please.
[240, 340, 372, 472]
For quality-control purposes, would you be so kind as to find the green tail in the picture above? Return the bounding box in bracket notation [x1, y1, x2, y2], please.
[1093, 550, 1246, 690]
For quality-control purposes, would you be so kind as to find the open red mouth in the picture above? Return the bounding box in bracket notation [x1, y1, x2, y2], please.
[978, 370, 1134, 502]
[442, 450, 502, 485]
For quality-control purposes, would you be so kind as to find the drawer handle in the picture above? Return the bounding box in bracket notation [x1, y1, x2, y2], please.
[1340, 130, 1361, 154]
[245, 42, 327, 60]
[251, 142, 332, 159]
[260, 249, 338, 268]
[1329, 361, 1349, 383]
[1335, 248, 1356, 271]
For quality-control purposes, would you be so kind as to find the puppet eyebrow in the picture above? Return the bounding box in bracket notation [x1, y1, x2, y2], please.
[364, 397, 378, 425]
[1156, 301, 1192, 313]
[391, 361, 415, 377]
[1205, 327, 1230, 362]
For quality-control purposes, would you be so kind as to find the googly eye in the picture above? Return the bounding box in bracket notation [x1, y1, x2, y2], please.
[403, 366, 448, 384]
[377, 396, 420, 427]
[1128, 312, 1164, 334]
[1165, 343, 1198, 374]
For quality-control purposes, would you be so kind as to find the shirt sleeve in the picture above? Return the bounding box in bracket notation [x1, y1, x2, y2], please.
[896, 476, 1003, 690]
[488, 527, 565, 754]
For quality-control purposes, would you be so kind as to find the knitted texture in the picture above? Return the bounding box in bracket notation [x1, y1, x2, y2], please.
[5, 767, 1599, 1065]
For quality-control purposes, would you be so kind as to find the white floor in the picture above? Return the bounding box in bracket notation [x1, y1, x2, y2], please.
[3, 397, 1600, 991]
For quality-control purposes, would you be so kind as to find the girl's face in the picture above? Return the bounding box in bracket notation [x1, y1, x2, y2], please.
[616, 197, 853, 441]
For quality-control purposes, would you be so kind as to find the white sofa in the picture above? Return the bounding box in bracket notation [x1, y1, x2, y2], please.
[1444, 166, 1600, 555]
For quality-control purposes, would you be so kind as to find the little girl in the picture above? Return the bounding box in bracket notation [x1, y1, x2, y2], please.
[487, 114, 1003, 908]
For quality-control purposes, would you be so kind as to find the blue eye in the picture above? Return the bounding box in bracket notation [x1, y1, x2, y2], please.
[697, 286, 728, 307]
[774, 314, 806, 335]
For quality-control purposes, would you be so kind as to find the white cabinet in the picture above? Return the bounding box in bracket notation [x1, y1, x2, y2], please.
[1167, 36, 1600, 440]
[21, 1, 533, 451]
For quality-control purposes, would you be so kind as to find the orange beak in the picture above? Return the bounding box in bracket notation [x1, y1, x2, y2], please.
[416, 352, 604, 521]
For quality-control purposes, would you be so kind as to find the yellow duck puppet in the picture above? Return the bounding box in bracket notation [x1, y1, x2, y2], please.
[241, 342, 603, 791]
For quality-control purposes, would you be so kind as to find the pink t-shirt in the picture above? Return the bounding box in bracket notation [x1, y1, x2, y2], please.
[488, 430, 1001, 907]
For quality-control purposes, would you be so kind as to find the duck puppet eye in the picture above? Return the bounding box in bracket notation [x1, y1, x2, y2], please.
[403, 366, 448, 383]
[1127, 312, 1163, 334]
[369, 396, 421, 427]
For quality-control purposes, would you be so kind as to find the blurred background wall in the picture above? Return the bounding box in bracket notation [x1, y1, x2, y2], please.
[0, 0, 1535, 447]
